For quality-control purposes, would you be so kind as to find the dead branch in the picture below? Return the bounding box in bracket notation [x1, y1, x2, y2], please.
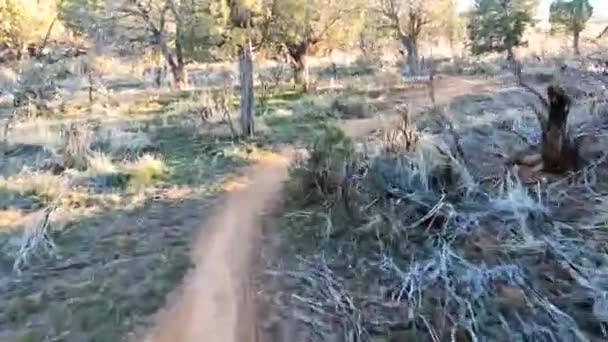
[513, 60, 549, 130]
[597, 25, 608, 39]
[13, 200, 61, 275]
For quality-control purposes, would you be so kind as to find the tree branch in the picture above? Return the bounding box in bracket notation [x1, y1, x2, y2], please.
[598, 25, 608, 39]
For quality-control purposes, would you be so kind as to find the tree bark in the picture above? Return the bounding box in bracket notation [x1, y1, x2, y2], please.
[400, 35, 419, 76]
[239, 44, 255, 137]
[573, 30, 581, 55]
[506, 44, 515, 61]
[153, 31, 187, 90]
[292, 54, 309, 92]
[170, 63, 187, 90]
[541, 85, 579, 173]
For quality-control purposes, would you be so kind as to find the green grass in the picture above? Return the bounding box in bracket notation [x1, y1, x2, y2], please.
[263, 108, 335, 146]
[155, 125, 249, 185]
[266, 90, 305, 107]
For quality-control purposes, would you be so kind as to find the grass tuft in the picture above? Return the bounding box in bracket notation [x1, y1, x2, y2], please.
[122, 154, 169, 188]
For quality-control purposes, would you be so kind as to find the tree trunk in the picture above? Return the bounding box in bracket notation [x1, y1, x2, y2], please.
[170, 63, 187, 90]
[506, 46, 515, 61]
[505, 33, 515, 61]
[154, 30, 187, 90]
[292, 54, 309, 92]
[400, 35, 419, 76]
[541, 85, 579, 173]
[573, 30, 581, 55]
[239, 44, 255, 137]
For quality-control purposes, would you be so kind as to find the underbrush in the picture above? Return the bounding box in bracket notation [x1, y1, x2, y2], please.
[270, 118, 608, 341]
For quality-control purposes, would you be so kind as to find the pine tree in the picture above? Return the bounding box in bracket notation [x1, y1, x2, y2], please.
[467, 0, 536, 60]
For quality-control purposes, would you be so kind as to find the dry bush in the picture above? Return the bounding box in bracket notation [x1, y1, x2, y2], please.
[267, 63, 288, 88]
[12, 202, 60, 275]
[92, 127, 155, 157]
[273, 113, 608, 341]
[257, 74, 273, 116]
[12, 61, 62, 119]
[384, 108, 420, 154]
[288, 125, 354, 204]
[61, 122, 92, 170]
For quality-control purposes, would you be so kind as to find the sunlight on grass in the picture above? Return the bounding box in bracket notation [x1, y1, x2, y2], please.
[0, 172, 66, 203]
[0, 209, 26, 231]
[122, 154, 169, 188]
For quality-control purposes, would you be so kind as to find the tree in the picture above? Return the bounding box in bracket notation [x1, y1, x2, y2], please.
[117, 0, 212, 89]
[377, 0, 428, 75]
[549, 0, 593, 55]
[375, 0, 452, 75]
[441, 0, 466, 53]
[467, 0, 536, 60]
[67, 0, 226, 89]
[268, 0, 363, 90]
[0, 0, 63, 57]
[226, 0, 268, 137]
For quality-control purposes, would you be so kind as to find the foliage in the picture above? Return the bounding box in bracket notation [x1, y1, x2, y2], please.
[549, 0, 593, 35]
[268, 0, 365, 57]
[467, 0, 536, 57]
[549, 0, 593, 53]
[436, 0, 467, 47]
[58, 0, 103, 36]
[258, 0, 365, 88]
[376, 0, 454, 40]
[0, 0, 61, 47]
[375, 0, 453, 74]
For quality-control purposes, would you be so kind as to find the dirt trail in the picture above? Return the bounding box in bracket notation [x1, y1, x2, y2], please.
[144, 152, 294, 342]
[145, 76, 504, 342]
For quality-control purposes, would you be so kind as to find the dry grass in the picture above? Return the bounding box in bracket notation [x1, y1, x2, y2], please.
[92, 126, 155, 156]
[122, 154, 169, 188]
[0, 172, 66, 202]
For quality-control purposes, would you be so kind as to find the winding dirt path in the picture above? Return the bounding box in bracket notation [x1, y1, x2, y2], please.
[144, 76, 505, 342]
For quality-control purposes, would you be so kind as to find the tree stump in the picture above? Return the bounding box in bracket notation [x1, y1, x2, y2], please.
[541, 85, 579, 173]
[511, 85, 580, 181]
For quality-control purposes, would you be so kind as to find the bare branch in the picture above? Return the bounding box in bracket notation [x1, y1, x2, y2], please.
[598, 25, 608, 39]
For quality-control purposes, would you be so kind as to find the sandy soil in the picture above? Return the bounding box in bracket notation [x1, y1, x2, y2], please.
[144, 76, 507, 342]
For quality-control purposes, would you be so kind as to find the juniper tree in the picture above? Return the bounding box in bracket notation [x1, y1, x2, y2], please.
[268, 0, 364, 90]
[549, 0, 593, 55]
[467, 0, 536, 60]
[376, 0, 454, 75]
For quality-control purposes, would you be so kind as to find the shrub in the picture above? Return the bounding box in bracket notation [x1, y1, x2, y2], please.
[288, 125, 353, 202]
